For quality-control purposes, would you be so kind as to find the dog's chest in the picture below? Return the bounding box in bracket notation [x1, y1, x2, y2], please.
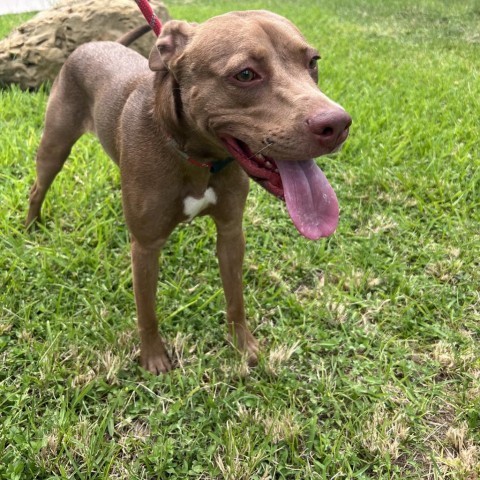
[183, 187, 217, 221]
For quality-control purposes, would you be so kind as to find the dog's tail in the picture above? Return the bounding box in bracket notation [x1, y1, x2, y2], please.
[117, 24, 152, 46]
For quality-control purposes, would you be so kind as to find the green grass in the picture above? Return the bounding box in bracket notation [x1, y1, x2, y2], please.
[1, 0, 479, 478]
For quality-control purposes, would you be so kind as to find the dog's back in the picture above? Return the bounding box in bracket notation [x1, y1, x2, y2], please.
[53, 42, 151, 161]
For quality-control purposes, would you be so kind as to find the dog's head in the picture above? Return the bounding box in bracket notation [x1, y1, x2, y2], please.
[149, 11, 351, 240]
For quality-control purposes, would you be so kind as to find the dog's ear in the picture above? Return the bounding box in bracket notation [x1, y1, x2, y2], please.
[149, 20, 196, 72]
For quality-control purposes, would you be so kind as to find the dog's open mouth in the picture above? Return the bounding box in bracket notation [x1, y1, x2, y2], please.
[222, 136, 339, 240]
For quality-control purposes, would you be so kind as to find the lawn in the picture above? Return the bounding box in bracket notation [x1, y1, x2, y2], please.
[0, 0, 479, 478]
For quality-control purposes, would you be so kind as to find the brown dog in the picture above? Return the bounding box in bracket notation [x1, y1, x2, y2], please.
[26, 11, 351, 374]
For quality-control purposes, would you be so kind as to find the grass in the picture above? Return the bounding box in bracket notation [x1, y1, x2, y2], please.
[0, 0, 479, 478]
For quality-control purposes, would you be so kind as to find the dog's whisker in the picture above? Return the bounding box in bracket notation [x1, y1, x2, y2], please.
[248, 142, 274, 161]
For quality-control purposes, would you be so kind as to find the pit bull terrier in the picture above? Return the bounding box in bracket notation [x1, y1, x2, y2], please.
[26, 11, 351, 374]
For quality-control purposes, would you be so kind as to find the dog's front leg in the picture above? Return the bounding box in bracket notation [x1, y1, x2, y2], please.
[214, 221, 259, 366]
[131, 237, 172, 374]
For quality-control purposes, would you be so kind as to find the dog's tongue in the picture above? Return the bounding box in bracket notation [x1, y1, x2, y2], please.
[275, 159, 339, 240]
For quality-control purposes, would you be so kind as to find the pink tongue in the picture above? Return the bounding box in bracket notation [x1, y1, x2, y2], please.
[275, 159, 339, 239]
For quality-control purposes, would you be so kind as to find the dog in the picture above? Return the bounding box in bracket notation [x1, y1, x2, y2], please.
[26, 11, 351, 374]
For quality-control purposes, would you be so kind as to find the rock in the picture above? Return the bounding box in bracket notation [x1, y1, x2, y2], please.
[0, 0, 170, 89]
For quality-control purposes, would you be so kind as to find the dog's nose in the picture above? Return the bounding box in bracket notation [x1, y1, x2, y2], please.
[306, 110, 352, 150]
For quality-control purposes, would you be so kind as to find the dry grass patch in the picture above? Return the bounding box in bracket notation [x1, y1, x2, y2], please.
[361, 404, 410, 461]
[266, 341, 300, 376]
[439, 423, 479, 479]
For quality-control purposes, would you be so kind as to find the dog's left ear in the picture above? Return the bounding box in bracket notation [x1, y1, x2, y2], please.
[149, 20, 196, 72]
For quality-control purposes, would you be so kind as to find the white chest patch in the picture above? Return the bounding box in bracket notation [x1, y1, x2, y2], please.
[183, 187, 217, 221]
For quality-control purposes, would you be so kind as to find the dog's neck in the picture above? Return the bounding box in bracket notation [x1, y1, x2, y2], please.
[152, 71, 233, 171]
[151, 71, 185, 141]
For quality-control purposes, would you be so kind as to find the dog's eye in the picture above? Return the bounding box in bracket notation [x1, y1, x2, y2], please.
[235, 69, 257, 82]
[309, 56, 320, 70]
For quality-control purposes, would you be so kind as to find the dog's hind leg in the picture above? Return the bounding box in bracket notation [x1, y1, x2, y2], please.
[26, 77, 87, 227]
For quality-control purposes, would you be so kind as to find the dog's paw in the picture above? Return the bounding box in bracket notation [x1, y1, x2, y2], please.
[140, 337, 172, 374]
[141, 353, 172, 374]
[244, 334, 260, 367]
[230, 329, 260, 367]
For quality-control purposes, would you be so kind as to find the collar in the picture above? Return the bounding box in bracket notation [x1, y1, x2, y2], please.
[167, 137, 234, 174]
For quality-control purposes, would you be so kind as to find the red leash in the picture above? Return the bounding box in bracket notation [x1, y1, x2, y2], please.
[134, 0, 162, 36]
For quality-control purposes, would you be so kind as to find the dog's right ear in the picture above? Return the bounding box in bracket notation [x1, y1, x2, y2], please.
[149, 20, 196, 72]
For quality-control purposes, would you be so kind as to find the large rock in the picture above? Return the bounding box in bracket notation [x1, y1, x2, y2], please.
[0, 0, 170, 89]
